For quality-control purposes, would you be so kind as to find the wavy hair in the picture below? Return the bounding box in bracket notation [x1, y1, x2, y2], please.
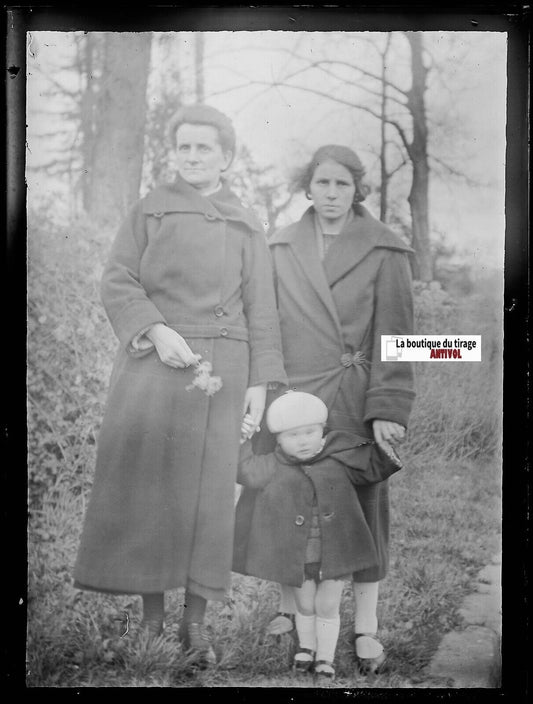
[293, 144, 370, 204]
[167, 104, 236, 159]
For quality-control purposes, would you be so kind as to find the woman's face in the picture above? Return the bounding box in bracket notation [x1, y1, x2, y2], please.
[175, 123, 232, 193]
[309, 159, 356, 223]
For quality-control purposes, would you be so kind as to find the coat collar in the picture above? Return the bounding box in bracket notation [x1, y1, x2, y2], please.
[270, 208, 344, 337]
[141, 175, 263, 234]
[271, 205, 413, 288]
[323, 206, 413, 287]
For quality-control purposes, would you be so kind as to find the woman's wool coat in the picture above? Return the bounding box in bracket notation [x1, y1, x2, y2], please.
[239, 205, 415, 582]
[233, 431, 402, 586]
[74, 176, 286, 599]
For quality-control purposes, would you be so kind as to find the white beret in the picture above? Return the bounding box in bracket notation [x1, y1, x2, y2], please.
[266, 391, 328, 433]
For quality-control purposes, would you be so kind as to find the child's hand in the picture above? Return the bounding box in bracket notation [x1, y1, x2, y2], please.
[240, 413, 259, 444]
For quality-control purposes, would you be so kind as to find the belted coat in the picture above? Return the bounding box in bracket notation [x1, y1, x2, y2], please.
[239, 205, 415, 581]
[233, 431, 402, 586]
[74, 176, 287, 599]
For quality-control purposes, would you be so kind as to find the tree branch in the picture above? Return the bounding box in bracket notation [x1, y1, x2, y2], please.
[312, 62, 408, 109]
[387, 157, 409, 179]
[429, 154, 487, 187]
[273, 50, 409, 100]
[32, 62, 81, 99]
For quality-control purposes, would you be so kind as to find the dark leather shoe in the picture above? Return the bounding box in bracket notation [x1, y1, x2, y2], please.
[354, 632, 386, 675]
[267, 612, 295, 636]
[179, 621, 217, 666]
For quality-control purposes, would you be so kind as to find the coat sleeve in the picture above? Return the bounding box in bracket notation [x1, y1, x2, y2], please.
[237, 441, 279, 489]
[100, 202, 166, 355]
[241, 232, 288, 387]
[343, 443, 402, 487]
[364, 249, 416, 427]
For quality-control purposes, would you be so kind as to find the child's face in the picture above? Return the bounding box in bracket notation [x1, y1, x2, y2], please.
[277, 423, 325, 461]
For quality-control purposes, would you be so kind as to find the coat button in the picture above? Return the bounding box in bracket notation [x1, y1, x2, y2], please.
[205, 212, 216, 221]
[294, 515, 305, 526]
[214, 305, 224, 317]
[220, 327, 228, 337]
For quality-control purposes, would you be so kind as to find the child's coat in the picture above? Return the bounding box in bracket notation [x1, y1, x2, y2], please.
[233, 430, 401, 586]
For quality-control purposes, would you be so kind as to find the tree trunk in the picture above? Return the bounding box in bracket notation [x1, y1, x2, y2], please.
[86, 33, 151, 225]
[379, 34, 392, 222]
[195, 33, 205, 103]
[405, 33, 433, 281]
[79, 34, 98, 215]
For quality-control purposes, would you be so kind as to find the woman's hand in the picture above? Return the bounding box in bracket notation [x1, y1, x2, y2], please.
[240, 413, 257, 444]
[242, 384, 267, 435]
[372, 419, 405, 453]
[146, 324, 201, 369]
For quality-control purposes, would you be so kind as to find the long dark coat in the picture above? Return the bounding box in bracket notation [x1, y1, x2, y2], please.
[238, 205, 415, 582]
[74, 176, 286, 599]
[233, 431, 402, 586]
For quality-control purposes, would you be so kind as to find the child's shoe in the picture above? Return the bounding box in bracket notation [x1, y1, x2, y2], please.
[314, 660, 335, 681]
[293, 647, 315, 673]
[354, 632, 386, 675]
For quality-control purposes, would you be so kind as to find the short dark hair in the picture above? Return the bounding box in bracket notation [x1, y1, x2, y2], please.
[168, 104, 236, 155]
[294, 144, 370, 203]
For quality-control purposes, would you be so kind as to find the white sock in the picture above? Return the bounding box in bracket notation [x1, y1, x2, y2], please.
[295, 612, 316, 652]
[352, 581, 383, 658]
[353, 581, 379, 634]
[315, 615, 340, 663]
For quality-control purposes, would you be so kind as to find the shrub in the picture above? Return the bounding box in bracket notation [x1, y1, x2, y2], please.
[27, 208, 116, 507]
[408, 280, 502, 460]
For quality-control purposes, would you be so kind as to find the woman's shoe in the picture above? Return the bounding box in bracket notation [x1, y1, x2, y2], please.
[266, 612, 295, 636]
[314, 660, 335, 681]
[179, 621, 217, 666]
[354, 632, 386, 675]
[293, 647, 315, 673]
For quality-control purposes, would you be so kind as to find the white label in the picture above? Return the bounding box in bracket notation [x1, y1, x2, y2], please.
[381, 335, 482, 362]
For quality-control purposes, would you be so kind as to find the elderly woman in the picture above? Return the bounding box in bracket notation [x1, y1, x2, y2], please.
[74, 104, 287, 665]
[235, 144, 415, 674]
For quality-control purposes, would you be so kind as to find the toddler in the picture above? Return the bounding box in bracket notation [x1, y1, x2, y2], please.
[234, 391, 401, 680]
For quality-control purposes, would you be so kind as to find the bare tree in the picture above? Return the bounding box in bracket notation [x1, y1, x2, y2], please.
[195, 33, 205, 103]
[403, 33, 431, 281]
[28, 32, 152, 225]
[378, 33, 392, 222]
[209, 32, 436, 280]
[230, 144, 296, 235]
[78, 34, 102, 213]
[141, 34, 184, 192]
[85, 33, 152, 224]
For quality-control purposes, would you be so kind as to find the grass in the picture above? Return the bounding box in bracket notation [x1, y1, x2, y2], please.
[26, 448, 501, 688]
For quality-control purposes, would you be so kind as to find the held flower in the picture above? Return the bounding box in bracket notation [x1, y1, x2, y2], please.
[186, 360, 223, 397]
